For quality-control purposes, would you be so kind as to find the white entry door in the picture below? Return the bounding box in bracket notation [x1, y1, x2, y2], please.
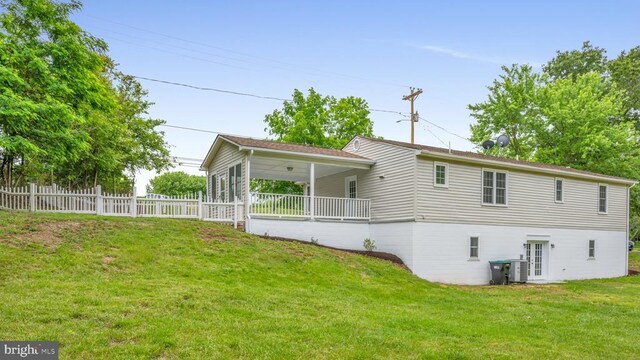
[526, 241, 547, 280]
[344, 176, 357, 218]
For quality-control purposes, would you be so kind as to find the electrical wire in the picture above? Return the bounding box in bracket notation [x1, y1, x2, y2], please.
[135, 76, 289, 101]
[81, 15, 410, 89]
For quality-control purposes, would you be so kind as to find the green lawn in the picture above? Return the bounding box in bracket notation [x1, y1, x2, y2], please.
[630, 250, 640, 272]
[1, 212, 639, 359]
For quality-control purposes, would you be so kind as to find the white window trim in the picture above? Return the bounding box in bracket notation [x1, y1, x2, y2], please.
[218, 173, 227, 202]
[597, 183, 608, 215]
[588, 239, 596, 260]
[228, 161, 243, 201]
[210, 172, 217, 200]
[481, 168, 509, 207]
[554, 177, 564, 204]
[345, 175, 358, 198]
[433, 162, 449, 188]
[468, 234, 480, 261]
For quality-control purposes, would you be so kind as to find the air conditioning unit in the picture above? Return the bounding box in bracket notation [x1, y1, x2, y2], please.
[509, 259, 528, 283]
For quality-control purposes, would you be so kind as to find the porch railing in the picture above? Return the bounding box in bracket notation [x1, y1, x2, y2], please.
[249, 193, 370, 221]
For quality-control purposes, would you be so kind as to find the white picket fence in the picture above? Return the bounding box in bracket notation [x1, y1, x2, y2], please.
[0, 184, 244, 228]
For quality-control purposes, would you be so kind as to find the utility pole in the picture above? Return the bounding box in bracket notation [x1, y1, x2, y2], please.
[402, 87, 423, 144]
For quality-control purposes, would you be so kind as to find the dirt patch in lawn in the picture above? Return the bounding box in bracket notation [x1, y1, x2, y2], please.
[1, 220, 84, 249]
[260, 235, 408, 269]
[199, 227, 234, 242]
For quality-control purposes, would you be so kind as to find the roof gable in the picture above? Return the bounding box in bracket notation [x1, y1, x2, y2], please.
[201, 134, 373, 169]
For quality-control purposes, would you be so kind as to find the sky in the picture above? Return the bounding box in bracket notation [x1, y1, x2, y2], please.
[71, 1, 640, 194]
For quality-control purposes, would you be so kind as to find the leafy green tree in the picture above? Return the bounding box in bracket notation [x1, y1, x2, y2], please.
[543, 41, 608, 82]
[468, 64, 544, 160]
[264, 88, 373, 149]
[535, 73, 640, 178]
[260, 88, 374, 194]
[146, 172, 206, 196]
[0, 0, 170, 190]
[0, 0, 113, 186]
[608, 46, 640, 124]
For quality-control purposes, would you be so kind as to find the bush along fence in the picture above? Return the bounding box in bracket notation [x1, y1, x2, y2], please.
[0, 184, 245, 228]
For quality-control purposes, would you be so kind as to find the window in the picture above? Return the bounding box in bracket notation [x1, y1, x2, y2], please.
[210, 174, 217, 200]
[588, 240, 596, 258]
[434, 162, 448, 187]
[345, 176, 357, 199]
[555, 178, 563, 203]
[482, 170, 507, 205]
[218, 175, 226, 202]
[229, 163, 242, 201]
[469, 236, 479, 259]
[598, 184, 607, 214]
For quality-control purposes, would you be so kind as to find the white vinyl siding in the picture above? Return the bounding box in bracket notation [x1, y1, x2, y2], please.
[555, 178, 564, 203]
[482, 170, 507, 206]
[416, 158, 627, 231]
[434, 162, 448, 187]
[598, 184, 608, 214]
[316, 138, 417, 220]
[207, 141, 247, 202]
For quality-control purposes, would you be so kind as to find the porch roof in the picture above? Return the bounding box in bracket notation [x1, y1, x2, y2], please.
[201, 134, 375, 173]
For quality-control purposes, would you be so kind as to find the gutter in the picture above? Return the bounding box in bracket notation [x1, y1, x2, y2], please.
[236, 146, 376, 166]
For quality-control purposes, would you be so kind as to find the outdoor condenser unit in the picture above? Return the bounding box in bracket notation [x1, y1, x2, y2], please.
[509, 259, 528, 283]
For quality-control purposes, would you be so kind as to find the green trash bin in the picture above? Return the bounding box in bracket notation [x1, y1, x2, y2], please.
[489, 260, 511, 285]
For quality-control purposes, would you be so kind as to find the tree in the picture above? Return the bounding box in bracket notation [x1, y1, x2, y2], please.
[608, 46, 640, 124]
[468, 64, 544, 160]
[535, 73, 640, 178]
[543, 41, 608, 82]
[0, 0, 113, 186]
[260, 88, 375, 194]
[0, 0, 171, 190]
[264, 88, 373, 149]
[146, 172, 206, 196]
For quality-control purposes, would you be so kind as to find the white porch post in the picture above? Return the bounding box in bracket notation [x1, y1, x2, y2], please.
[310, 163, 315, 220]
[245, 153, 251, 218]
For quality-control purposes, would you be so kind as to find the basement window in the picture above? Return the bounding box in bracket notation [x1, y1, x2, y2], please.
[588, 240, 596, 259]
[469, 236, 479, 259]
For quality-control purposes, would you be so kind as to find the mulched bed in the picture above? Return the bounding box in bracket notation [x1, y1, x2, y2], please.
[259, 235, 407, 269]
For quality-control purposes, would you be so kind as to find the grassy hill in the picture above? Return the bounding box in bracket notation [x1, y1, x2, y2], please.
[1, 212, 639, 359]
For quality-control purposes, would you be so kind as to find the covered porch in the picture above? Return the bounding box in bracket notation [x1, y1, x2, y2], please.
[247, 153, 372, 221]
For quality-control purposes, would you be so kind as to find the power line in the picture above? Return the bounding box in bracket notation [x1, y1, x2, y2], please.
[82, 15, 409, 89]
[136, 75, 409, 117]
[160, 124, 220, 134]
[418, 116, 474, 144]
[135, 76, 289, 101]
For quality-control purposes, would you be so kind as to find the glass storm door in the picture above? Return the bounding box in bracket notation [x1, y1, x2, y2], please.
[526, 242, 545, 280]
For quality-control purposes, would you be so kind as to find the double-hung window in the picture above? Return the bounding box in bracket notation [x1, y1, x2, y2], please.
[588, 240, 596, 258]
[434, 162, 449, 187]
[469, 236, 479, 259]
[210, 174, 217, 201]
[598, 184, 607, 214]
[482, 170, 507, 205]
[228, 163, 242, 201]
[555, 178, 563, 203]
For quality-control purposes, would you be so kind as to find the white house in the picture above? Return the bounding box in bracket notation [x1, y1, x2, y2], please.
[200, 134, 635, 285]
